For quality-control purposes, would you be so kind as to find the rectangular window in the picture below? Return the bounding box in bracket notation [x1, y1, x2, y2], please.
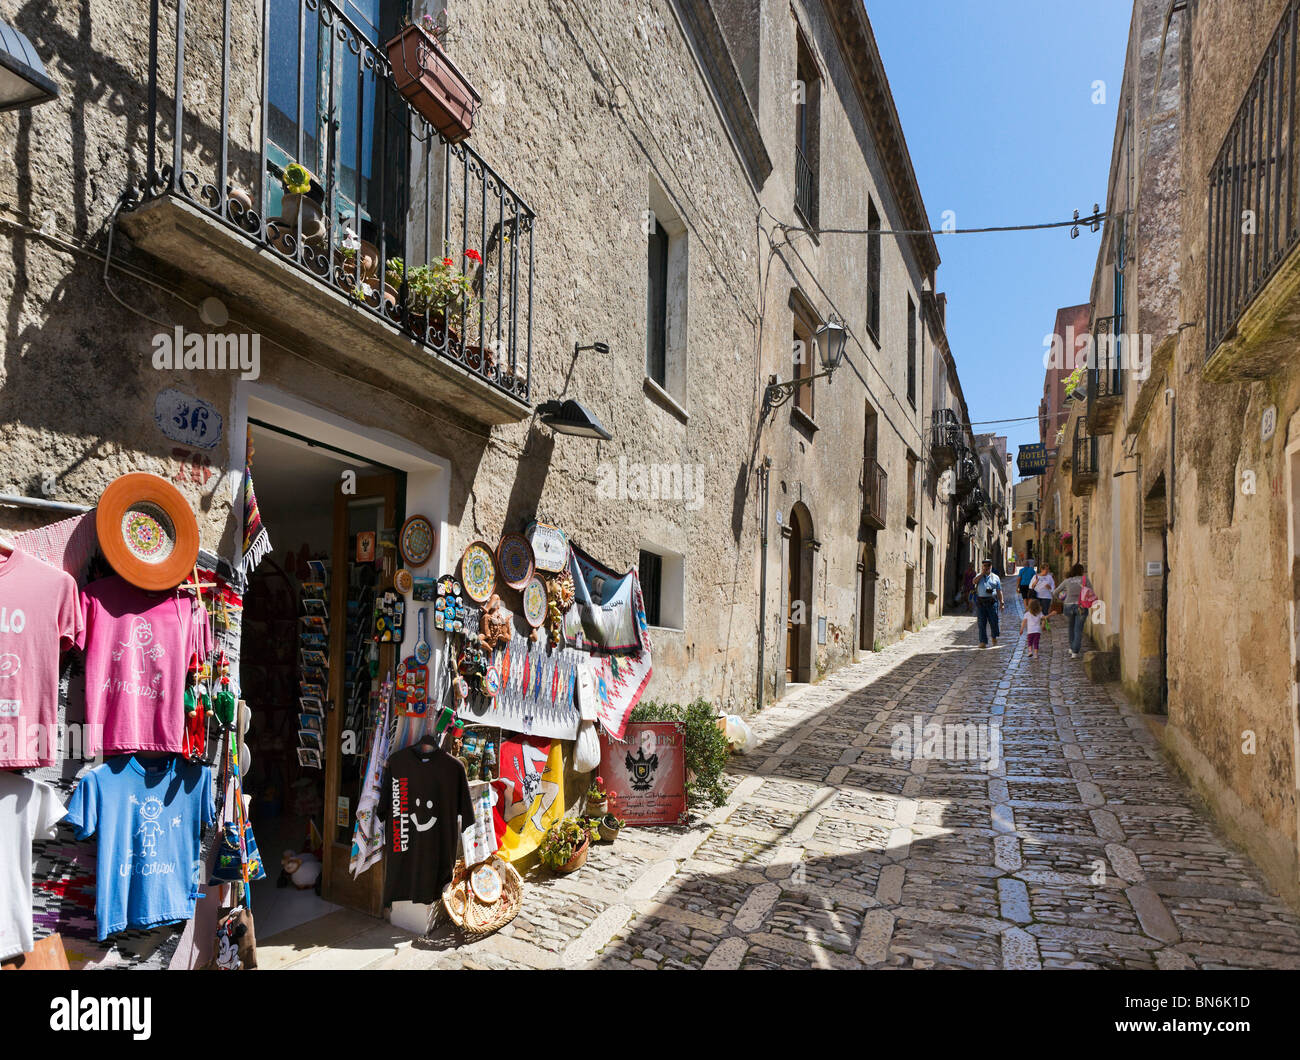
[639, 544, 684, 629]
[906, 452, 918, 526]
[646, 218, 669, 387]
[793, 321, 814, 419]
[638, 549, 663, 627]
[867, 199, 881, 337]
[907, 295, 917, 407]
[794, 35, 819, 226]
[925, 542, 935, 593]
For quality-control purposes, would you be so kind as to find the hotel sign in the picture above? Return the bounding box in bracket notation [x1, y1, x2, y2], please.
[1017, 443, 1048, 475]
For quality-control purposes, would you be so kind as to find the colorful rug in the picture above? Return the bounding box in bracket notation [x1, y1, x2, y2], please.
[594, 574, 653, 740]
[456, 630, 582, 741]
[491, 736, 564, 863]
[240, 427, 272, 576]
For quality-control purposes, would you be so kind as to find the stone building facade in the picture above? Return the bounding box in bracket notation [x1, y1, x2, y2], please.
[1078, 0, 1300, 909]
[0, 0, 976, 935]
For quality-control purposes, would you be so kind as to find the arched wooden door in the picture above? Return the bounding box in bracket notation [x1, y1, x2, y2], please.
[786, 516, 803, 681]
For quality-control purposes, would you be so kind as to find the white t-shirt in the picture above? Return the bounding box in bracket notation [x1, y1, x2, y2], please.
[0, 772, 65, 960]
[1031, 573, 1056, 599]
[1023, 611, 1044, 635]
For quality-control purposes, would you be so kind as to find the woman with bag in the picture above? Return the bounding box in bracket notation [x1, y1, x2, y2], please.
[1055, 563, 1090, 659]
[1029, 563, 1056, 633]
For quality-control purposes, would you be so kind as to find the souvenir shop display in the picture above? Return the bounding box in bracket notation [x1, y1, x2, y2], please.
[459, 630, 583, 740]
[399, 514, 435, 568]
[95, 472, 200, 592]
[210, 724, 266, 885]
[564, 543, 643, 654]
[373, 589, 405, 643]
[441, 854, 521, 939]
[79, 569, 214, 759]
[0, 542, 82, 768]
[343, 583, 376, 748]
[459, 540, 496, 603]
[491, 735, 566, 863]
[240, 428, 273, 577]
[377, 734, 474, 906]
[542, 565, 575, 644]
[182, 651, 209, 761]
[396, 608, 430, 716]
[349, 673, 395, 878]
[521, 575, 547, 639]
[434, 576, 468, 633]
[64, 754, 215, 941]
[412, 575, 436, 602]
[0, 772, 66, 962]
[205, 905, 256, 970]
[525, 520, 569, 574]
[394, 567, 414, 594]
[495, 532, 535, 589]
[478, 594, 513, 651]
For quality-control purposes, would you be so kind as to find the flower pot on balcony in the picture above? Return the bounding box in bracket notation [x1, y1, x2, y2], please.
[386, 24, 481, 144]
[271, 193, 326, 252]
[226, 183, 252, 222]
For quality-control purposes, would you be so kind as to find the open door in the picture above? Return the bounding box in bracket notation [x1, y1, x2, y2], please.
[321, 473, 399, 914]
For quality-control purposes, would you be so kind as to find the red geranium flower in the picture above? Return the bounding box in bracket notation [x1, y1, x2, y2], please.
[442, 256, 454, 268]
[465, 248, 482, 264]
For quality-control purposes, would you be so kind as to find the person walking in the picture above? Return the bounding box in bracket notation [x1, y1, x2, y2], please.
[1030, 562, 1056, 633]
[974, 558, 1004, 648]
[961, 565, 976, 614]
[1055, 563, 1089, 658]
[1019, 598, 1044, 659]
[1017, 561, 1036, 603]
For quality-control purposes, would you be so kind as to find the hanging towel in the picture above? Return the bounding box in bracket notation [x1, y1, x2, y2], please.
[594, 572, 653, 739]
[240, 427, 272, 576]
[563, 543, 643, 655]
[350, 675, 395, 878]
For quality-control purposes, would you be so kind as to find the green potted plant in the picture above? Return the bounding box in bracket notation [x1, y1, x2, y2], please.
[537, 816, 599, 874]
[271, 161, 325, 251]
[586, 774, 608, 816]
[598, 814, 624, 843]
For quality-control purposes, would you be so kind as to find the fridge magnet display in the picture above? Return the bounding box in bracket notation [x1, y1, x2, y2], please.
[399, 514, 435, 567]
[460, 540, 496, 603]
[95, 472, 201, 591]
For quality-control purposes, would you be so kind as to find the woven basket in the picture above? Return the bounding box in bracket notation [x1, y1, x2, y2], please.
[442, 855, 522, 938]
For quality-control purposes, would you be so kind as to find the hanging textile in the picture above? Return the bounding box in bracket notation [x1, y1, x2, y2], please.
[239, 427, 272, 576]
[349, 674, 395, 878]
[12, 511, 98, 583]
[456, 630, 582, 740]
[594, 573, 653, 739]
[562, 544, 643, 655]
[490, 736, 565, 864]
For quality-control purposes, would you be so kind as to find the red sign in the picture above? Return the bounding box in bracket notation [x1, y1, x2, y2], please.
[599, 722, 687, 826]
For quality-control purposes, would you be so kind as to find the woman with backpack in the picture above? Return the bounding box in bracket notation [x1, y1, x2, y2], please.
[1055, 563, 1093, 658]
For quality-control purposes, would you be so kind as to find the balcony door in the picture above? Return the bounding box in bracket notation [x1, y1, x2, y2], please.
[266, 0, 409, 246]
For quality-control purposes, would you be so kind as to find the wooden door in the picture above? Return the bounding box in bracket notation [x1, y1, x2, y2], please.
[322, 473, 397, 914]
[786, 520, 803, 682]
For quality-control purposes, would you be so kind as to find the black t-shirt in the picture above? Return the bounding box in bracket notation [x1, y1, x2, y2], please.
[377, 744, 473, 906]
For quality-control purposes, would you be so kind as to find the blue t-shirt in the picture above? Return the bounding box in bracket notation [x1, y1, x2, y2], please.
[1018, 566, 1036, 587]
[975, 572, 1001, 598]
[65, 755, 214, 941]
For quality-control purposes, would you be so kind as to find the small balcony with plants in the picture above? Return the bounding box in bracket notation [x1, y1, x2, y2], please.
[929, 408, 960, 470]
[1072, 418, 1098, 496]
[120, 2, 535, 424]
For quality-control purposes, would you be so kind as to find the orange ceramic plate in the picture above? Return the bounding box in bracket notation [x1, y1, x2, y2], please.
[95, 473, 200, 591]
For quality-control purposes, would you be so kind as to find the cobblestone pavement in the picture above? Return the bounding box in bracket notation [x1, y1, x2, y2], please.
[262, 594, 1300, 970]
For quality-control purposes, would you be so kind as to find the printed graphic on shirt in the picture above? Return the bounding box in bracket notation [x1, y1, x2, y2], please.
[126, 792, 179, 875]
[391, 775, 409, 853]
[0, 650, 20, 717]
[114, 618, 166, 677]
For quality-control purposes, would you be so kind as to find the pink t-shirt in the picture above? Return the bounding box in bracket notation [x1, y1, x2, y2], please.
[78, 575, 212, 757]
[0, 549, 82, 768]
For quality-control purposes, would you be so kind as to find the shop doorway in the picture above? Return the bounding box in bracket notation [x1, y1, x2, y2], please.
[1142, 477, 1168, 715]
[238, 423, 399, 934]
[858, 541, 876, 651]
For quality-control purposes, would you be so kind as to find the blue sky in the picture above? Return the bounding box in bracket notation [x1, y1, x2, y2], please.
[868, 0, 1133, 470]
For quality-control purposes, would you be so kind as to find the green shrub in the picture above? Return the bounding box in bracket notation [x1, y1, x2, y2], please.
[629, 698, 730, 808]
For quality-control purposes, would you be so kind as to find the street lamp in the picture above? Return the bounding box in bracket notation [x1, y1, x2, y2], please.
[763, 313, 848, 413]
[0, 22, 59, 112]
[536, 399, 613, 441]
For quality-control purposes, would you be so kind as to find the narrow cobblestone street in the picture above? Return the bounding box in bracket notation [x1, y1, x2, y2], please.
[261, 596, 1300, 971]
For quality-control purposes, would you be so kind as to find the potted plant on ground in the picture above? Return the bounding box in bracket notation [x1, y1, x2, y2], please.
[586, 774, 608, 817]
[386, 12, 482, 144]
[538, 817, 599, 874]
[598, 814, 624, 843]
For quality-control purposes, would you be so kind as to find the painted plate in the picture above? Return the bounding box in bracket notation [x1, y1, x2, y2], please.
[460, 541, 496, 603]
[399, 515, 435, 568]
[521, 576, 547, 628]
[394, 568, 413, 594]
[496, 532, 535, 589]
[470, 862, 502, 903]
[481, 665, 501, 697]
[527, 521, 569, 573]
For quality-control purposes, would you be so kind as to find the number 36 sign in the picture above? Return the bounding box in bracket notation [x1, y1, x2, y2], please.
[154, 388, 223, 450]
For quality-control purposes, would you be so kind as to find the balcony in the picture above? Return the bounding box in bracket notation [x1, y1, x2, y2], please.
[120, 0, 535, 424]
[1072, 420, 1098, 496]
[929, 408, 960, 469]
[1087, 317, 1123, 433]
[795, 144, 818, 227]
[861, 460, 887, 529]
[1205, 0, 1300, 381]
[953, 445, 981, 499]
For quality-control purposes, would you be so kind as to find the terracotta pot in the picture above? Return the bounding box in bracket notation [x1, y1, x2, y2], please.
[386, 24, 481, 144]
[226, 183, 252, 221]
[598, 816, 622, 843]
[358, 240, 380, 281]
[555, 837, 589, 874]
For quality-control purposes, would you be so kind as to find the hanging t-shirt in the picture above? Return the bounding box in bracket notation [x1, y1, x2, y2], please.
[378, 744, 473, 906]
[64, 754, 214, 941]
[0, 772, 66, 960]
[0, 548, 82, 768]
[78, 575, 212, 757]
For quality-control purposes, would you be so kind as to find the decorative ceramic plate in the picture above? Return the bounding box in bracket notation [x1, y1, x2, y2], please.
[470, 862, 502, 903]
[399, 515, 435, 567]
[96, 472, 200, 591]
[394, 568, 413, 594]
[521, 576, 547, 628]
[526, 521, 569, 573]
[460, 541, 496, 603]
[496, 532, 535, 589]
[481, 665, 501, 697]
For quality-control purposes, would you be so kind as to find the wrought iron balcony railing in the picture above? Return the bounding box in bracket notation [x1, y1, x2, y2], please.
[1206, 0, 1300, 360]
[861, 460, 887, 529]
[930, 408, 960, 467]
[795, 144, 817, 225]
[128, 0, 536, 407]
[1072, 420, 1098, 495]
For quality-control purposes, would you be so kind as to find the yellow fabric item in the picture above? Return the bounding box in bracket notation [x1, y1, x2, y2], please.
[496, 739, 566, 863]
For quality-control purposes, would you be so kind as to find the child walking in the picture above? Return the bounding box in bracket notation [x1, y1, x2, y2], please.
[1020, 598, 1044, 659]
